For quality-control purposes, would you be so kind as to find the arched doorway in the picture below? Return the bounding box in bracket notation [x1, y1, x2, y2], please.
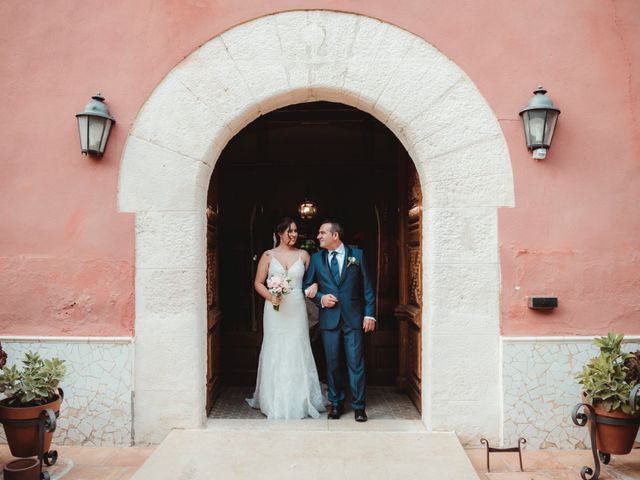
[118, 10, 514, 444]
[206, 101, 422, 416]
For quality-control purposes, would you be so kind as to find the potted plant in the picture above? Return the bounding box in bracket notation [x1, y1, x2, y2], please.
[0, 351, 65, 457]
[577, 331, 640, 455]
[0, 342, 7, 369]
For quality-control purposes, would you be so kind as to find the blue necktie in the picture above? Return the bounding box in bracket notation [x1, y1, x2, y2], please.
[330, 251, 340, 283]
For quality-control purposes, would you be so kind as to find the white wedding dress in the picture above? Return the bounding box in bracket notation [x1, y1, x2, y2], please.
[246, 254, 326, 419]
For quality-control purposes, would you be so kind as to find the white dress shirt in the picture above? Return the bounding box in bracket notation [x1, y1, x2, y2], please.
[327, 243, 346, 276]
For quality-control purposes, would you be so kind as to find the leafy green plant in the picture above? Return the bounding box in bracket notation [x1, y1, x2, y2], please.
[299, 238, 318, 253]
[0, 351, 65, 407]
[577, 331, 640, 414]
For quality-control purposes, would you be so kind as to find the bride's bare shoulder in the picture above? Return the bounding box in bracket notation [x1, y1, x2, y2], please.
[298, 249, 310, 261]
[259, 250, 273, 262]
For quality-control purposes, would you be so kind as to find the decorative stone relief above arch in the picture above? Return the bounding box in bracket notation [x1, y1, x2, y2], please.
[118, 10, 514, 444]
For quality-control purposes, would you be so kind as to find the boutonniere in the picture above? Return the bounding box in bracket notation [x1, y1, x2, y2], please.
[347, 256, 359, 267]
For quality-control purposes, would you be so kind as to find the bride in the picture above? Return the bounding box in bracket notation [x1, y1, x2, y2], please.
[246, 217, 326, 419]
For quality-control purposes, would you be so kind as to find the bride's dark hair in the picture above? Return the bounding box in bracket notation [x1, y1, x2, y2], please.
[274, 217, 296, 246]
[275, 217, 295, 235]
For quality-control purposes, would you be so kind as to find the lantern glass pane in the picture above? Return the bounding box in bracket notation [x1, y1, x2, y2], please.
[527, 110, 546, 147]
[88, 117, 106, 153]
[543, 111, 559, 147]
[522, 112, 532, 146]
[99, 119, 113, 153]
[77, 115, 89, 152]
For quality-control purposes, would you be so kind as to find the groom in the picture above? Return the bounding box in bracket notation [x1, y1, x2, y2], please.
[304, 221, 376, 422]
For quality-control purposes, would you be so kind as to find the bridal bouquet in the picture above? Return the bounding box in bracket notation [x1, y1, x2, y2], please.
[266, 274, 293, 311]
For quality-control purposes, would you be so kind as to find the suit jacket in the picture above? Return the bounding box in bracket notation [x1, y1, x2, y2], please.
[303, 246, 375, 331]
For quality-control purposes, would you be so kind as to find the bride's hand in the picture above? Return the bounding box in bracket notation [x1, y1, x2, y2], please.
[306, 283, 318, 298]
[271, 295, 281, 306]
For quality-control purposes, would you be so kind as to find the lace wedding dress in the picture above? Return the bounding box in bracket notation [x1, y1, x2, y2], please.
[246, 254, 326, 419]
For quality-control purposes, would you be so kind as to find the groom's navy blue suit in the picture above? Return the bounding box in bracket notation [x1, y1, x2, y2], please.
[303, 245, 375, 410]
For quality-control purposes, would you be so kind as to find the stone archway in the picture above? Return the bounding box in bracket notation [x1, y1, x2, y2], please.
[118, 10, 514, 444]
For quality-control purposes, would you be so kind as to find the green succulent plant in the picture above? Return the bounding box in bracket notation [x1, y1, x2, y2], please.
[0, 351, 65, 407]
[577, 331, 640, 414]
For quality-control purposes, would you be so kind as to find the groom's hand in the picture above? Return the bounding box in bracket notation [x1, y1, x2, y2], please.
[305, 283, 318, 298]
[321, 294, 338, 308]
[363, 318, 376, 333]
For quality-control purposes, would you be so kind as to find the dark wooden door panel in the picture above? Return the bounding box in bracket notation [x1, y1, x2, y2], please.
[366, 329, 399, 385]
[206, 307, 222, 411]
[395, 150, 422, 412]
[206, 171, 222, 414]
[221, 331, 262, 386]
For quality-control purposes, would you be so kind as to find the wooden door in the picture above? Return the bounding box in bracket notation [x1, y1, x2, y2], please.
[364, 202, 400, 385]
[206, 173, 223, 414]
[395, 151, 422, 411]
[220, 202, 267, 386]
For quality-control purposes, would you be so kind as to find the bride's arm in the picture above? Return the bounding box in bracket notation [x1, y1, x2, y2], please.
[301, 250, 318, 298]
[254, 251, 279, 305]
[301, 250, 311, 270]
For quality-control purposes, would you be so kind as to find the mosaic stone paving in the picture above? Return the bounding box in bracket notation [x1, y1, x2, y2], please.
[209, 386, 421, 420]
[0, 339, 133, 446]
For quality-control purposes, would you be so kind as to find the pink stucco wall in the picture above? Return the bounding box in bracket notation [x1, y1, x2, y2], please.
[0, 0, 638, 336]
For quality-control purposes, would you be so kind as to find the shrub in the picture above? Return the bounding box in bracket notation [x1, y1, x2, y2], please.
[0, 351, 65, 407]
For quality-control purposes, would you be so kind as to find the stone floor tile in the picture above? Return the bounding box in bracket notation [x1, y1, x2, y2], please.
[206, 418, 330, 431]
[61, 465, 133, 480]
[105, 446, 157, 467]
[326, 419, 426, 432]
[132, 429, 479, 479]
[0, 424, 637, 479]
[467, 447, 640, 480]
[209, 386, 421, 420]
[53, 445, 116, 465]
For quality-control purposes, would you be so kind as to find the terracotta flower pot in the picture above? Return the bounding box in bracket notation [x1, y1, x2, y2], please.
[3, 458, 40, 480]
[0, 394, 62, 458]
[590, 401, 640, 455]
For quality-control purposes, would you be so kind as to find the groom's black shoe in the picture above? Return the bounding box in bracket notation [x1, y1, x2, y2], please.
[354, 409, 368, 422]
[328, 404, 344, 419]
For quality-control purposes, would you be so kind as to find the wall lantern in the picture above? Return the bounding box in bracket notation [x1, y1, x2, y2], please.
[298, 198, 317, 220]
[76, 92, 115, 157]
[519, 86, 560, 160]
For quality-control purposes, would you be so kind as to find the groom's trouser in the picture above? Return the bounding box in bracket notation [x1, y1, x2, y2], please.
[321, 318, 366, 410]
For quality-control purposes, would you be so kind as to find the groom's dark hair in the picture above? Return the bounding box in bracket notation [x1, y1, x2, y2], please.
[324, 220, 344, 239]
